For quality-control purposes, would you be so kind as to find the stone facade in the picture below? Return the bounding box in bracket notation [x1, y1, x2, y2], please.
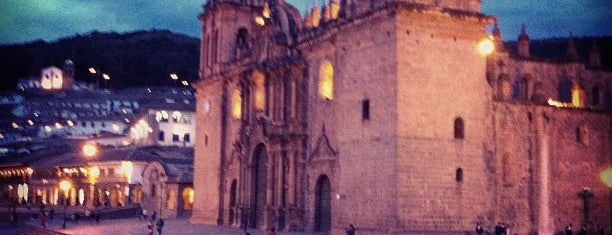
[191, 0, 611, 234]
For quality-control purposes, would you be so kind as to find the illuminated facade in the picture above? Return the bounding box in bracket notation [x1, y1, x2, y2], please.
[0, 145, 193, 219]
[193, 0, 611, 234]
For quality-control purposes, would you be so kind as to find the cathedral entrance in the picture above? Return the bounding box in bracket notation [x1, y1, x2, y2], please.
[314, 175, 331, 232]
[250, 144, 268, 228]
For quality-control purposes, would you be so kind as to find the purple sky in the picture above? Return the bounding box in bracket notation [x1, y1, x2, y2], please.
[0, 0, 610, 45]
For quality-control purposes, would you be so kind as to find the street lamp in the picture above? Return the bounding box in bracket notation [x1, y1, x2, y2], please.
[600, 168, 612, 232]
[82, 142, 98, 158]
[59, 180, 71, 229]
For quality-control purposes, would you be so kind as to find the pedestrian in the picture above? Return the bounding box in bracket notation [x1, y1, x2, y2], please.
[346, 224, 356, 235]
[9, 209, 15, 227]
[11, 207, 18, 227]
[476, 222, 485, 235]
[565, 223, 573, 235]
[156, 218, 165, 235]
[597, 224, 604, 235]
[151, 210, 157, 221]
[147, 220, 154, 235]
[142, 208, 148, 220]
[495, 222, 503, 235]
[85, 209, 91, 223]
[42, 212, 48, 228]
[579, 225, 587, 235]
[268, 227, 277, 235]
[95, 211, 101, 224]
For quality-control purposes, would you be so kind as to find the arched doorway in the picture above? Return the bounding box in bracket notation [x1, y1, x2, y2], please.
[229, 180, 237, 225]
[250, 144, 268, 228]
[315, 175, 331, 232]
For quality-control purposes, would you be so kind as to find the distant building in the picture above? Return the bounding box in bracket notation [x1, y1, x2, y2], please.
[192, 1, 610, 234]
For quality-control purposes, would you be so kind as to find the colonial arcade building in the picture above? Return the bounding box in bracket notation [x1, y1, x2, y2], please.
[192, 0, 611, 234]
[0, 143, 194, 219]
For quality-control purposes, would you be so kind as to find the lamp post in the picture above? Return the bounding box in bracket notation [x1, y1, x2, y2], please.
[600, 168, 612, 232]
[59, 180, 71, 229]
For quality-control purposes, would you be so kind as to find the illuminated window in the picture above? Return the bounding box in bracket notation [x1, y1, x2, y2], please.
[167, 190, 176, 210]
[156, 111, 169, 122]
[362, 99, 370, 120]
[172, 111, 182, 123]
[454, 118, 464, 139]
[158, 131, 165, 141]
[319, 60, 334, 100]
[232, 89, 242, 119]
[455, 168, 463, 182]
[182, 187, 194, 210]
[253, 71, 266, 111]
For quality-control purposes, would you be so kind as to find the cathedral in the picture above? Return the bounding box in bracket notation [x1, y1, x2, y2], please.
[191, 0, 611, 234]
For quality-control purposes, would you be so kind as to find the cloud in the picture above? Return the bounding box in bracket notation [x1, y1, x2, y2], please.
[0, 0, 610, 44]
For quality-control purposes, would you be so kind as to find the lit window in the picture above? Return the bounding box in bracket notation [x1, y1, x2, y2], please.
[319, 60, 334, 100]
[253, 71, 266, 111]
[454, 118, 464, 139]
[232, 89, 242, 119]
[172, 111, 182, 123]
[156, 111, 169, 122]
[182, 187, 194, 210]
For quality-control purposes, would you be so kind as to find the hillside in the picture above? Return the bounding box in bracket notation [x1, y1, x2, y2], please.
[0, 30, 199, 91]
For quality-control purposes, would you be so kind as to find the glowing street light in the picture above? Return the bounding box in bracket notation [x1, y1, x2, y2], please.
[478, 37, 495, 56]
[170, 73, 178, 80]
[82, 143, 98, 158]
[88, 68, 97, 74]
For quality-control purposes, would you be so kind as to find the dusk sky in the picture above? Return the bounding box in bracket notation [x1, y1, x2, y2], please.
[0, 0, 610, 45]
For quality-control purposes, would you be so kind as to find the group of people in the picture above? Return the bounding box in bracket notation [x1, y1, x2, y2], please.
[140, 208, 164, 235]
[474, 222, 510, 235]
[565, 223, 605, 235]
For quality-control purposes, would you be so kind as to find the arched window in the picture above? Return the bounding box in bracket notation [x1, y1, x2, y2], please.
[236, 28, 249, 48]
[319, 60, 334, 100]
[182, 187, 194, 210]
[519, 77, 529, 100]
[232, 89, 242, 119]
[252, 71, 266, 111]
[454, 118, 464, 139]
[497, 74, 511, 100]
[455, 168, 463, 182]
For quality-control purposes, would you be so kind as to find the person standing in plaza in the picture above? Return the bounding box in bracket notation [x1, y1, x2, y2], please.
[475, 222, 485, 235]
[346, 224, 356, 235]
[565, 223, 573, 235]
[156, 218, 164, 235]
[268, 227, 277, 235]
[42, 212, 48, 228]
[147, 220, 154, 235]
